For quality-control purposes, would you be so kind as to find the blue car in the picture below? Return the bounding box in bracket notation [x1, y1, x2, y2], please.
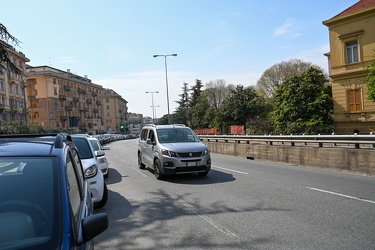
[0, 133, 108, 249]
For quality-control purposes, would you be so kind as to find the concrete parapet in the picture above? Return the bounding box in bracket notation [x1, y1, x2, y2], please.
[205, 141, 375, 176]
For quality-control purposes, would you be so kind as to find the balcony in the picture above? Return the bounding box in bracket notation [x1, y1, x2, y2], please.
[64, 86, 71, 91]
[73, 97, 80, 102]
[65, 106, 73, 111]
[93, 109, 99, 113]
[60, 116, 68, 120]
[96, 100, 101, 105]
[92, 92, 98, 96]
[59, 95, 66, 100]
[86, 99, 92, 104]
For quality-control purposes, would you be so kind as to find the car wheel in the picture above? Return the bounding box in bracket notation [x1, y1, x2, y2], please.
[154, 159, 164, 180]
[198, 171, 209, 176]
[138, 152, 146, 169]
[95, 184, 108, 208]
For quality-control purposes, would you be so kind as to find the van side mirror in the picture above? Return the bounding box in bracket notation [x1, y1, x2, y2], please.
[146, 139, 154, 145]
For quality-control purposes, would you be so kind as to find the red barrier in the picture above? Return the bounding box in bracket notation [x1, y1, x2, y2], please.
[194, 128, 218, 135]
[230, 125, 244, 135]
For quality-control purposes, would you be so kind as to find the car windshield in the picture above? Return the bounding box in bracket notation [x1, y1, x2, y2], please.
[72, 137, 94, 159]
[89, 139, 101, 151]
[156, 128, 200, 143]
[0, 157, 60, 249]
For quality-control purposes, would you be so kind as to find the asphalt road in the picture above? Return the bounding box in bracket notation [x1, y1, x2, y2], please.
[94, 139, 375, 250]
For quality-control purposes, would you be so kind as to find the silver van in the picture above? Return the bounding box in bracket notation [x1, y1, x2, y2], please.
[138, 124, 211, 180]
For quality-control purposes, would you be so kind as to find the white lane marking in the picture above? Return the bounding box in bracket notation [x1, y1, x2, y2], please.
[212, 165, 248, 175]
[306, 187, 375, 204]
[172, 194, 239, 238]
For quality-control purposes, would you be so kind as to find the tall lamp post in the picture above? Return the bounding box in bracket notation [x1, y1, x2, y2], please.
[145, 91, 159, 119]
[153, 53, 177, 124]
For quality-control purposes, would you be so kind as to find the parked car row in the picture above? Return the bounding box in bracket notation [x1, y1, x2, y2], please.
[0, 133, 108, 249]
[94, 133, 127, 145]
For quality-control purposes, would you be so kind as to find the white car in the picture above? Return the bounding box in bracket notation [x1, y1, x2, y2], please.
[71, 134, 108, 208]
[89, 136, 110, 178]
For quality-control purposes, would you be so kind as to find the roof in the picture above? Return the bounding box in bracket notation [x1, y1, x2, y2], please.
[333, 0, 375, 18]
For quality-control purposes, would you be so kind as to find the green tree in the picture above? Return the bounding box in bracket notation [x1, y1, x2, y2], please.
[272, 67, 333, 134]
[366, 52, 375, 101]
[0, 23, 22, 74]
[187, 79, 204, 128]
[256, 58, 322, 99]
[173, 82, 189, 125]
[218, 85, 266, 133]
[189, 93, 211, 129]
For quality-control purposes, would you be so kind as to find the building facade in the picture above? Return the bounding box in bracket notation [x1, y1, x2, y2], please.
[26, 66, 105, 133]
[323, 0, 375, 133]
[102, 89, 127, 133]
[0, 41, 29, 123]
[126, 112, 143, 136]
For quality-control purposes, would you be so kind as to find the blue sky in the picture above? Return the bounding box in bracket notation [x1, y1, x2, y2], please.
[2, 0, 358, 118]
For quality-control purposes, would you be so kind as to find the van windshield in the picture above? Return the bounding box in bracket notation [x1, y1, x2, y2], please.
[156, 128, 200, 143]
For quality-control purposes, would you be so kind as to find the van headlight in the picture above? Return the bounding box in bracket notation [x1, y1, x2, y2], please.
[203, 149, 209, 155]
[85, 165, 98, 178]
[162, 149, 177, 157]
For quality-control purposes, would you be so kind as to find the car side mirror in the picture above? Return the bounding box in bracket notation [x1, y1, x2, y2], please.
[81, 213, 108, 243]
[95, 150, 105, 157]
[146, 139, 155, 145]
[102, 146, 110, 150]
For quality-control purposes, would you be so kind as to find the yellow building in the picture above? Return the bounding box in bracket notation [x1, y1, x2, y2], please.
[323, 0, 375, 134]
[102, 89, 127, 133]
[26, 66, 105, 133]
[0, 41, 29, 123]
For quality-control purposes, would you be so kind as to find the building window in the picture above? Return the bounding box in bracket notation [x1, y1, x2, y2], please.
[106, 98, 109, 103]
[346, 41, 358, 64]
[347, 89, 362, 112]
[106, 105, 109, 110]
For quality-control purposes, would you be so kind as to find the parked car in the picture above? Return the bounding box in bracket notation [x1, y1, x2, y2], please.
[0, 133, 108, 249]
[88, 136, 110, 178]
[138, 124, 211, 180]
[71, 134, 108, 208]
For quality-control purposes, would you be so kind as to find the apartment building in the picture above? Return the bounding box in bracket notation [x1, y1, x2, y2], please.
[26, 66, 105, 133]
[0, 41, 29, 123]
[126, 112, 143, 136]
[102, 89, 128, 133]
[323, 0, 375, 133]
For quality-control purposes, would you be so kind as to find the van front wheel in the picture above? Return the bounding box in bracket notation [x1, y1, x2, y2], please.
[154, 159, 164, 180]
[138, 152, 146, 169]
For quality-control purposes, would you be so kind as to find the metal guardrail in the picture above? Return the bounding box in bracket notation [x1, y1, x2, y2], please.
[198, 134, 375, 149]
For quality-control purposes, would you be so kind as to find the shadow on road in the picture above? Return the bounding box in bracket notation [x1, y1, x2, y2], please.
[144, 168, 236, 185]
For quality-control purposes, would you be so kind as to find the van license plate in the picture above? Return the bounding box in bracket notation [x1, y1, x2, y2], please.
[186, 162, 197, 167]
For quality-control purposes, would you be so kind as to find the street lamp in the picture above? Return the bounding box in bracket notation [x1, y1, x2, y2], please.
[153, 53, 177, 124]
[145, 91, 159, 119]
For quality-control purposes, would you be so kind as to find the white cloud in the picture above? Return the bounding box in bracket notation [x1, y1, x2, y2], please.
[274, 18, 301, 38]
[292, 44, 330, 72]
